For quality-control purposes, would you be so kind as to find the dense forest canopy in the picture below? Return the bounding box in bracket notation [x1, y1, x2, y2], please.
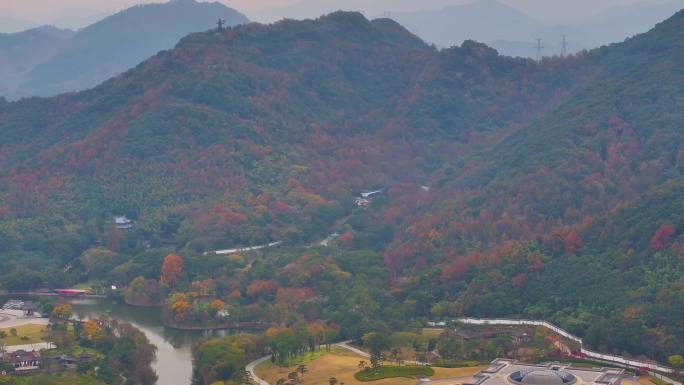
[0, 9, 683, 364]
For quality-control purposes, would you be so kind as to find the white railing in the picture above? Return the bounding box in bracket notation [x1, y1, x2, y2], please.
[204, 241, 283, 255]
[455, 317, 677, 376]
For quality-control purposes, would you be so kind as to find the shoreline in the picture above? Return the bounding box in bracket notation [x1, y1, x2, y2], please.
[122, 300, 162, 308]
[163, 321, 267, 331]
[0, 291, 106, 299]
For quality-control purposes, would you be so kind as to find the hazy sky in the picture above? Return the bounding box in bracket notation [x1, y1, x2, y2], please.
[1, 0, 679, 24]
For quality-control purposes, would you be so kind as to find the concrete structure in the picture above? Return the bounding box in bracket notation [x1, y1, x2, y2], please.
[206, 241, 283, 256]
[465, 359, 623, 385]
[114, 215, 133, 229]
[0, 309, 48, 329]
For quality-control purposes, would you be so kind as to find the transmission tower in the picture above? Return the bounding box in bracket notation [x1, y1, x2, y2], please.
[216, 18, 226, 32]
[561, 35, 568, 57]
[536, 38, 543, 61]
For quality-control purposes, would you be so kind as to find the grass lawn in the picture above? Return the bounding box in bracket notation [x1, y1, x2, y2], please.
[355, 366, 434, 381]
[638, 376, 673, 385]
[48, 345, 103, 360]
[72, 282, 95, 291]
[282, 349, 330, 366]
[432, 366, 487, 378]
[0, 324, 48, 346]
[255, 348, 486, 385]
[256, 348, 419, 385]
[423, 328, 445, 337]
[13, 373, 107, 385]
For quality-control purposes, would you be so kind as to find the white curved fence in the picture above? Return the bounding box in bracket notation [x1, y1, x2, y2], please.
[456, 318, 676, 375]
[205, 241, 283, 255]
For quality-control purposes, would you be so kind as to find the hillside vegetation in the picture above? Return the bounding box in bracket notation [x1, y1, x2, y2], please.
[0, 9, 683, 365]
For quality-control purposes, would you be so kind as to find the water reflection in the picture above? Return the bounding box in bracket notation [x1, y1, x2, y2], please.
[2, 296, 235, 385]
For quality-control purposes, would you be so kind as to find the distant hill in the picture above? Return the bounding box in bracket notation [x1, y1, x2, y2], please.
[51, 11, 113, 31]
[389, 0, 684, 57]
[577, 0, 684, 47]
[0, 17, 37, 33]
[0, 0, 248, 100]
[390, 0, 558, 47]
[0, 26, 75, 97]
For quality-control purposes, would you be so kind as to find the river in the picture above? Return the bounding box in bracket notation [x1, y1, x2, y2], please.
[2, 296, 234, 385]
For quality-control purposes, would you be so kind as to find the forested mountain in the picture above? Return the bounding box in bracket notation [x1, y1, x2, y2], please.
[0, 0, 248, 100]
[0, 9, 682, 362]
[0, 26, 75, 98]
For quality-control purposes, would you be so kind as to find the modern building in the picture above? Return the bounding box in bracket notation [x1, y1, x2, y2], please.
[464, 359, 624, 385]
[114, 215, 133, 230]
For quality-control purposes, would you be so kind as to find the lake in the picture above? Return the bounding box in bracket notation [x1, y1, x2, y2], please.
[2, 296, 235, 385]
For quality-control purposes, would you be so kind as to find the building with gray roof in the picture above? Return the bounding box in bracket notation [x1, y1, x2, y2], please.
[464, 359, 624, 385]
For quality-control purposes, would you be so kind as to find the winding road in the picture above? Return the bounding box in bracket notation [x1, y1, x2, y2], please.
[246, 355, 271, 385]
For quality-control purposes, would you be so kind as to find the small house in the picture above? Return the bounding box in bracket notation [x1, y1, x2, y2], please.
[3, 350, 42, 373]
[114, 215, 133, 230]
[21, 301, 39, 316]
[354, 197, 371, 208]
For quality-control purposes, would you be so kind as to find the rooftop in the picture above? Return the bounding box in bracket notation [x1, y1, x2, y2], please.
[464, 359, 624, 385]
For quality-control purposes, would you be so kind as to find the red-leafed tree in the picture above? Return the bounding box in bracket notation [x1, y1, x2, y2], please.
[337, 231, 355, 248]
[650, 224, 675, 250]
[246, 280, 278, 299]
[512, 273, 527, 288]
[161, 253, 184, 287]
[442, 256, 470, 281]
[563, 231, 583, 254]
[107, 227, 124, 251]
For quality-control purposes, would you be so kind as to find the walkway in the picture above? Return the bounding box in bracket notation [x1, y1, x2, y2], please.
[417, 375, 475, 385]
[2, 342, 55, 353]
[455, 317, 680, 384]
[336, 340, 369, 358]
[0, 310, 49, 328]
[246, 355, 271, 385]
[205, 241, 283, 256]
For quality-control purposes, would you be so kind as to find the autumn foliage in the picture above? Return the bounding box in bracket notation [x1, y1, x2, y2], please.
[650, 224, 675, 250]
[161, 253, 184, 287]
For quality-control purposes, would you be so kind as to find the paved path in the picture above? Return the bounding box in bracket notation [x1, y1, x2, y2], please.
[417, 375, 475, 385]
[2, 342, 55, 352]
[246, 355, 271, 385]
[206, 241, 283, 256]
[336, 340, 369, 358]
[0, 310, 49, 328]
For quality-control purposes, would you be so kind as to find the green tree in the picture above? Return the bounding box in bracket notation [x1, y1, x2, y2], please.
[668, 355, 684, 375]
[362, 332, 391, 370]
